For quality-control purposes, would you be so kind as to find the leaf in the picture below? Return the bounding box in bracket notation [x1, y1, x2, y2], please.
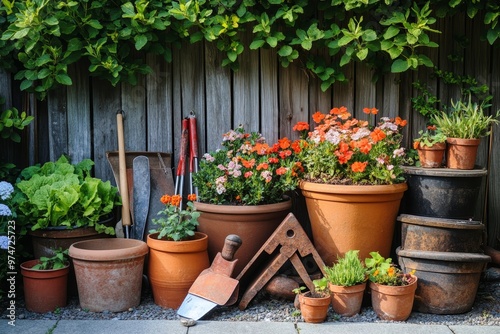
[20, 79, 33, 91]
[356, 48, 368, 60]
[56, 74, 72, 85]
[13, 28, 30, 39]
[391, 59, 410, 73]
[278, 45, 293, 57]
[250, 39, 265, 50]
[266, 36, 278, 47]
[135, 34, 148, 50]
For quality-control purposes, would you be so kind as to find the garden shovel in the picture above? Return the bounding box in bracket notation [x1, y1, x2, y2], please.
[177, 234, 242, 321]
[132, 155, 150, 240]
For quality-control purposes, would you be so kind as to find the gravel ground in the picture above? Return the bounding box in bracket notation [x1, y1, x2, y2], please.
[5, 267, 500, 326]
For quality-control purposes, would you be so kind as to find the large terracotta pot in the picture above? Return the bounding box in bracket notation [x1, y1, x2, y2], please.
[298, 292, 331, 323]
[69, 238, 148, 312]
[299, 181, 407, 266]
[416, 142, 446, 168]
[147, 232, 209, 309]
[328, 282, 366, 317]
[21, 259, 69, 313]
[446, 137, 480, 170]
[369, 275, 417, 321]
[194, 199, 292, 277]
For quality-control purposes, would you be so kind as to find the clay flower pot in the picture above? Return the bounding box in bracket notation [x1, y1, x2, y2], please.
[416, 142, 446, 168]
[298, 292, 331, 323]
[21, 259, 70, 313]
[369, 275, 417, 321]
[446, 138, 481, 170]
[329, 282, 366, 317]
[69, 238, 148, 312]
[147, 232, 210, 309]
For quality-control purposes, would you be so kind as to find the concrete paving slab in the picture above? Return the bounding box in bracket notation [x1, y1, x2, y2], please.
[190, 321, 297, 334]
[449, 325, 500, 334]
[55, 320, 187, 334]
[0, 320, 58, 334]
[298, 322, 454, 334]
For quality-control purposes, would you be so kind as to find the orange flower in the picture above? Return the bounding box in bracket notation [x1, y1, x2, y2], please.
[253, 142, 271, 155]
[291, 140, 301, 153]
[276, 167, 287, 175]
[351, 161, 368, 173]
[170, 194, 182, 207]
[256, 162, 269, 170]
[293, 121, 310, 132]
[395, 116, 407, 127]
[268, 157, 279, 164]
[312, 111, 326, 123]
[279, 149, 292, 159]
[363, 107, 378, 115]
[387, 266, 396, 277]
[187, 193, 197, 202]
[427, 124, 436, 131]
[370, 128, 386, 143]
[278, 137, 291, 150]
[160, 195, 171, 205]
[241, 158, 256, 168]
[413, 141, 420, 149]
[356, 138, 372, 154]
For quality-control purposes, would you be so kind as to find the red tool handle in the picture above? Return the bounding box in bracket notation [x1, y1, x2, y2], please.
[176, 118, 190, 177]
[188, 114, 199, 172]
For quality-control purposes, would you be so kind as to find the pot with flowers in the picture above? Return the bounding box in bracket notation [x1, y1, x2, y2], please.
[192, 126, 303, 277]
[412, 125, 447, 168]
[294, 107, 408, 265]
[365, 251, 417, 321]
[146, 193, 210, 309]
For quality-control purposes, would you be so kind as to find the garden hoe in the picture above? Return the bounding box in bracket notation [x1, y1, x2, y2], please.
[177, 234, 242, 323]
[116, 110, 132, 238]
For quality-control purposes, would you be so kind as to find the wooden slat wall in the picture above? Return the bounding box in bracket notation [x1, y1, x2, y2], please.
[2, 16, 500, 247]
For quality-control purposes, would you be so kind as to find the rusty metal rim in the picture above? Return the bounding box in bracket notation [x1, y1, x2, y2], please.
[397, 214, 483, 229]
[397, 248, 491, 262]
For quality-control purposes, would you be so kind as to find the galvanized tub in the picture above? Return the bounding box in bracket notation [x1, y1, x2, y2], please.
[397, 247, 490, 314]
[398, 214, 485, 253]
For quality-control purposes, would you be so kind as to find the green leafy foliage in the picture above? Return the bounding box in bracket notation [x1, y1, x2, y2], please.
[32, 248, 69, 270]
[324, 250, 366, 287]
[15, 155, 120, 234]
[0, 97, 34, 143]
[365, 251, 415, 286]
[150, 194, 199, 241]
[0, 1, 499, 98]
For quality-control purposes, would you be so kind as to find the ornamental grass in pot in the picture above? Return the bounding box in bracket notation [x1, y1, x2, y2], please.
[365, 251, 417, 321]
[294, 107, 408, 264]
[324, 250, 367, 317]
[147, 193, 209, 309]
[192, 126, 303, 276]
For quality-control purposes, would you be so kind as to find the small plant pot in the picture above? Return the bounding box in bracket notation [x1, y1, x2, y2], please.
[329, 282, 366, 316]
[369, 275, 417, 321]
[298, 292, 331, 323]
[21, 259, 69, 313]
[417, 142, 446, 168]
[446, 138, 481, 170]
[69, 238, 148, 312]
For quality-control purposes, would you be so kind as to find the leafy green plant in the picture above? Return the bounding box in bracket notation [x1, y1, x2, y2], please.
[150, 193, 199, 241]
[0, 97, 34, 143]
[292, 277, 330, 298]
[412, 125, 447, 149]
[365, 251, 415, 286]
[432, 94, 500, 139]
[15, 155, 120, 234]
[1, 1, 499, 98]
[32, 248, 69, 270]
[324, 250, 366, 287]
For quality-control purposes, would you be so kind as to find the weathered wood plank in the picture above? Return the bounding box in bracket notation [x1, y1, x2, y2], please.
[332, 63, 355, 111]
[47, 86, 68, 161]
[354, 63, 376, 120]
[204, 42, 231, 152]
[67, 62, 91, 164]
[309, 49, 333, 117]
[260, 48, 279, 143]
[121, 74, 146, 152]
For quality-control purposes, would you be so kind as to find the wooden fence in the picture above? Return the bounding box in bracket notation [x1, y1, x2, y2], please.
[1, 14, 500, 248]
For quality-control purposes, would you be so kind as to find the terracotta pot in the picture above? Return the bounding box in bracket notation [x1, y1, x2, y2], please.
[369, 275, 417, 321]
[328, 282, 366, 317]
[416, 142, 446, 168]
[69, 238, 148, 312]
[21, 259, 69, 313]
[397, 248, 490, 314]
[446, 138, 481, 170]
[147, 232, 209, 309]
[194, 199, 291, 278]
[298, 292, 331, 323]
[299, 181, 407, 265]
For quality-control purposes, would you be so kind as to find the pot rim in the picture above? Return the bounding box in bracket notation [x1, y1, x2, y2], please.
[397, 214, 483, 229]
[69, 238, 148, 261]
[20, 259, 70, 272]
[396, 247, 491, 263]
[193, 197, 291, 214]
[402, 165, 487, 178]
[299, 180, 407, 195]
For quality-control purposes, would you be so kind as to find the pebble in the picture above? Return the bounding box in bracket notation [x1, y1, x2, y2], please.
[3, 269, 499, 325]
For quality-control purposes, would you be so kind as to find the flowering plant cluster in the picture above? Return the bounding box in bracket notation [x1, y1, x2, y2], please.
[413, 125, 447, 149]
[365, 251, 416, 286]
[0, 181, 15, 234]
[294, 107, 407, 185]
[150, 194, 199, 241]
[193, 126, 303, 205]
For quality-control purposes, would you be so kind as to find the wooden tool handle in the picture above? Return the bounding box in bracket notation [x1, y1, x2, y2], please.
[116, 110, 131, 228]
[221, 234, 242, 261]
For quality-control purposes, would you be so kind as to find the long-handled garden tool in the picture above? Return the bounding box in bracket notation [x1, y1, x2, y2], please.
[177, 234, 242, 321]
[174, 118, 190, 209]
[188, 112, 199, 198]
[116, 110, 132, 238]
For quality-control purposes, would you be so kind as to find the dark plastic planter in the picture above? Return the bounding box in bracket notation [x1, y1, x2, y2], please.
[401, 166, 487, 220]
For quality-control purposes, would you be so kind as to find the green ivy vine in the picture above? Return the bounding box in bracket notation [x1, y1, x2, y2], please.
[0, 0, 499, 99]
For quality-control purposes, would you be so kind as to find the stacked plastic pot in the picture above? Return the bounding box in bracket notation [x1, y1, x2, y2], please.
[396, 166, 491, 314]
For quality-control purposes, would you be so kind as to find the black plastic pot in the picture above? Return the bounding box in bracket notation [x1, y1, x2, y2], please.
[401, 166, 487, 220]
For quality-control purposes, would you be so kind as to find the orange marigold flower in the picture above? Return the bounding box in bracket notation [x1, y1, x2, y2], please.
[370, 128, 386, 143]
[241, 158, 255, 168]
[395, 116, 407, 127]
[293, 121, 310, 131]
[278, 137, 291, 149]
[312, 111, 326, 123]
[160, 195, 171, 205]
[253, 142, 271, 155]
[187, 193, 197, 201]
[291, 140, 301, 153]
[171, 194, 182, 207]
[256, 162, 269, 170]
[276, 167, 287, 175]
[387, 266, 396, 277]
[351, 161, 368, 173]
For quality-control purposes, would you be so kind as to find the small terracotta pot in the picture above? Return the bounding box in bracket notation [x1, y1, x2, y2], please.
[21, 259, 69, 313]
[329, 282, 366, 316]
[446, 138, 481, 170]
[298, 292, 331, 323]
[416, 142, 446, 168]
[69, 238, 148, 312]
[147, 232, 209, 309]
[369, 275, 417, 321]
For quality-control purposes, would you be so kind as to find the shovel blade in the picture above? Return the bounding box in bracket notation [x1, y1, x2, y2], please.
[177, 294, 217, 320]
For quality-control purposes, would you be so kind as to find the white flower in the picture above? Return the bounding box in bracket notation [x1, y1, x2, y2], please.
[0, 181, 14, 201]
[325, 129, 342, 145]
[350, 127, 371, 141]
